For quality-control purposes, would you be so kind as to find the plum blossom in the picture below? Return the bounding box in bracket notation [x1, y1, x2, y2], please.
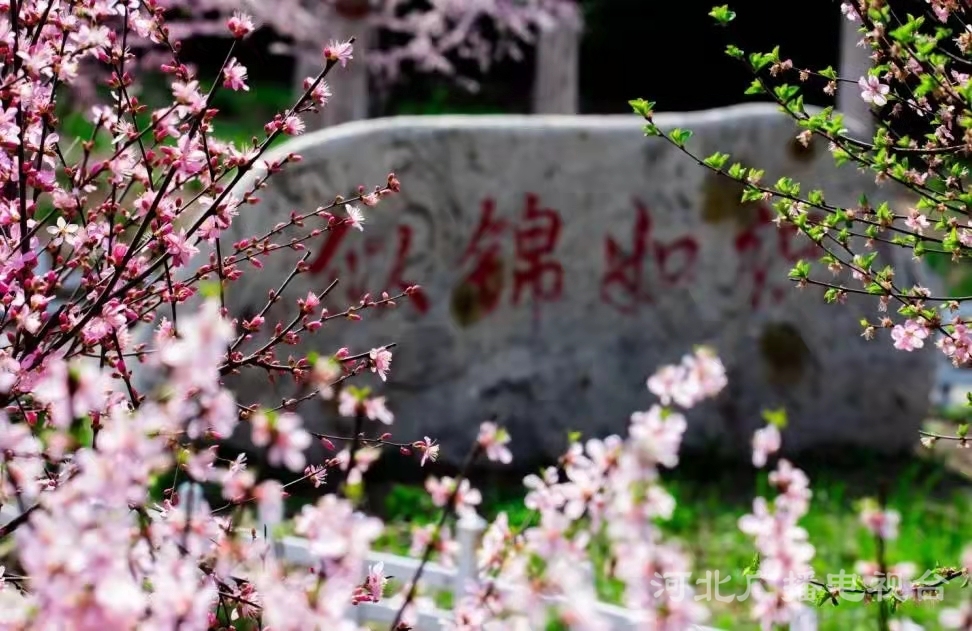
[739, 447, 816, 630]
[46, 216, 79, 246]
[647, 346, 727, 408]
[477, 421, 513, 464]
[352, 562, 388, 604]
[364, 396, 394, 425]
[251, 412, 313, 472]
[942, 602, 972, 630]
[426, 476, 482, 517]
[222, 57, 249, 91]
[227, 11, 255, 38]
[859, 501, 901, 541]
[323, 39, 354, 67]
[414, 436, 440, 466]
[752, 423, 781, 468]
[345, 204, 365, 231]
[860, 75, 891, 106]
[891, 319, 929, 351]
[312, 356, 341, 400]
[370, 346, 393, 381]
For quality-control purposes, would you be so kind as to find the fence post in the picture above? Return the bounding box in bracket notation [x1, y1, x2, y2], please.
[532, 19, 582, 114]
[837, 12, 873, 138]
[295, 0, 373, 131]
[454, 511, 487, 600]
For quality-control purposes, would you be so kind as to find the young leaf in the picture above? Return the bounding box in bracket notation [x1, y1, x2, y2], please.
[709, 5, 736, 25]
[669, 128, 693, 147]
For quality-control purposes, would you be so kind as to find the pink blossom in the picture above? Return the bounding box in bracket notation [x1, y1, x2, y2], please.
[752, 424, 781, 468]
[310, 80, 332, 106]
[338, 389, 360, 417]
[891, 319, 929, 351]
[426, 476, 482, 516]
[370, 347, 393, 381]
[905, 209, 929, 234]
[414, 436, 440, 466]
[256, 479, 285, 527]
[323, 39, 354, 67]
[628, 405, 687, 469]
[647, 346, 727, 408]
[364, 396, 394, 425]
[304, 464, 327, 488]
[281, 114, 305, 136]
[352, 561, 388, 604]
[251, 412, 313, 472]
[941, 601, 972, 629]
[227, 11, 255, 38]
[859, 501, 901, 540]
[312, 356, 341, 400]
[477, 421, 513, 464]
[860, 75, 891, 106]
[346, 204, 365, 230]
[222, 57, 249, 91]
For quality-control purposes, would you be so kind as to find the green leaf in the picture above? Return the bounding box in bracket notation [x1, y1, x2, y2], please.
[709, 5, 736, 25]
[629, 98, 655, 119]
[199, 280, 222, 300]
[788, 260, 811, 280]
[742, 552, 760, 576]
[744, 79, 765, 96]
[669, 128, 693, 147]
[703, 152, 731, 170]
[818, 66, 838, 81]
[725, 44, 744, 59]
[642, 122, 660, 137]
[762, 408, 788, 429]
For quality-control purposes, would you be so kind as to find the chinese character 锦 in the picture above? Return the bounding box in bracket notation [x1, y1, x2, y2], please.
[455, 194, 565, 319]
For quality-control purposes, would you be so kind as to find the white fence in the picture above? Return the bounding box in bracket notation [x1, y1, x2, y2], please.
[0, 485, 817, 631]
[271, 506, 817, 631]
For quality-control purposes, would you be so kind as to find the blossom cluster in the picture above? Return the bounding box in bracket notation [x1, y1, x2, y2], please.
[154, 0, 582, 88]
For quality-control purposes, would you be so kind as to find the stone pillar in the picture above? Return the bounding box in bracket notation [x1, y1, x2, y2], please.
[837, 15, 873, 138]
[295, 0, 373, 131]
[531, 21, 582, 114]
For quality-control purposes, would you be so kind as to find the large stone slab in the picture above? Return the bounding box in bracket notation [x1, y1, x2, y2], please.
[162, 104, 938, 465]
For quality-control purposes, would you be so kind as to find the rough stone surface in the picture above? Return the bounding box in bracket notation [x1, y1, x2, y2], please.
[157, 104, 938, 466]
[532, 24, 581, 114]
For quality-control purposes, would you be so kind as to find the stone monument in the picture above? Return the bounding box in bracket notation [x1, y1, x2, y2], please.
[151, 104, 936, 466]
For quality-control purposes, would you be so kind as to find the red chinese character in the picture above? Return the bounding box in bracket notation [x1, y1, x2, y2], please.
[457, 198, 508, 317]
[734, 205, 818, 309]
[308, 222, 350, 276]
[307, 222, 366, 304]
[307, 221, 429, 314]
[386, 225, 429, 313]
[512, 194, 563, 305]
[456, 194, 565, 318]
[601, 199, 699, 314]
